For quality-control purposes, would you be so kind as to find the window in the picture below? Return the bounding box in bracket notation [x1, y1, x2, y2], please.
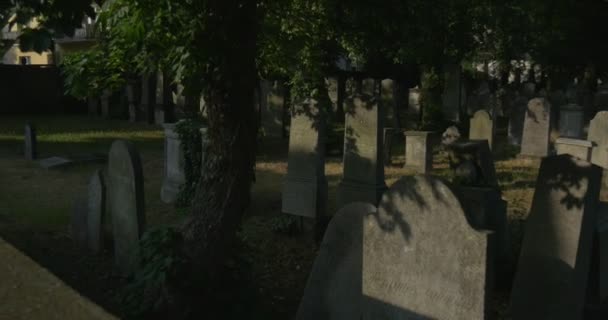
[19, 56, 31, 65]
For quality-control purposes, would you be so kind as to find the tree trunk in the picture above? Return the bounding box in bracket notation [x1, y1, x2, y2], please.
[176, 0, 258, 296]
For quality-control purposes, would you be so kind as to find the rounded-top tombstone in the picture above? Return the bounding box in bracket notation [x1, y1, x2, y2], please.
[107, 140, 145, 275]
[469, 109, 494, 149]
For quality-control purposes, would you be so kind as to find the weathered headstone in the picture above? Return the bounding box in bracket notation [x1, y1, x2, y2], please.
[442, 126, 461, 146]
[559, 103, 585, 138]
[282, 98, 327, 218]
[588, 111, 608, 190]
[520, 98, 551, 157]
[70, 196, 88, 249]
[555, 138, 593, 161]
[363, 176, 491, 319]
[469, 110, 495, 150]
[408, 87, 421, 116]
[508, 94, 528, 145]
[337, 83, 387, 208]
[161, 123, 186, 204]
[24, 123, 37, 161]
[107, 140, 145, 275]
[404, 131, 434, 173]
[295, 202, 373, 320]
[510, 154, 602, 320]
[87, 170, 106, 254]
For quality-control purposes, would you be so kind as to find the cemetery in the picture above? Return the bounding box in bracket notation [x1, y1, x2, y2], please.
[1, 1, 608, 320]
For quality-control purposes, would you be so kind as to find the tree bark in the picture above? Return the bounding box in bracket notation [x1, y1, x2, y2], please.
[176, 0, 258, 294]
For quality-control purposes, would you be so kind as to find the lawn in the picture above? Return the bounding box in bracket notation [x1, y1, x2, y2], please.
[0, 115, 559, 319]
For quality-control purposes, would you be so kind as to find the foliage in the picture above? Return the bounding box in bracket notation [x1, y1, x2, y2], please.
[174, 117, 205, 208]
[419, 67, 447, 131]
[120, 227, 184, 318]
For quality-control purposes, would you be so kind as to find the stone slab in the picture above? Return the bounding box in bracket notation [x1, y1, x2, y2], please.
[107, 140, 146, 275]
[520, 98, 551, 157]
[363, 176, 491, 319]
[510, 154, 602, 320]
[0, 237, 117, 319]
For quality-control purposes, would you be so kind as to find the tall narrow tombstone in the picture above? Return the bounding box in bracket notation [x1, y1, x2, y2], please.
[404, 131, 434, 173]
[559, 103, 585, 138]
[295, 202, 372, 320]
[588, 111, 608, 190]
[469, 110, 495, 150]
[363, 176, 492, 319]
[282, 98, 327, 218]
[337, 80, 387, 208]
[520, 98, 551, 157]
[24, 123, 37, 161]
[87, 170, 106, 254]
[161, 123, 186, 204]
[107, 140, 145, 275]
[510, 154, 601, 320]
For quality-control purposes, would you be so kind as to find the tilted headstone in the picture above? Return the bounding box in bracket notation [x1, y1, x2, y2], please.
[510, 154, 602, 320]
[337, 81, 387, 208]
[107, 140, 146, 275]
[520, 98, 551, 157]
[70, 195, 88, 249]
[559, 103, 585, 138]
[469, 110, 495, 150]
[295, 202, 373, 320]
[161, 123, 186, 204]
[363, 176, 492, 319]
[282, 98, 327, 218]
[555, 138, 593, 161]
[404, 131, 434, 173]
[24, 123, 37, 161]
[87, 170, 106, 254]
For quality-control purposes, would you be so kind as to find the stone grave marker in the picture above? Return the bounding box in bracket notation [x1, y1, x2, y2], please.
[107, 140, 146, 275]
[70, 196, 88, 249]
[469, 110, 495, 150]
[588, 111, 608, 190]
[295, 202, 374, 320]
[555, 138, 593, 161]
[404, 131, 434, 173]
[337, 83, 387, 208]
[520, 98, 551, 157]
[363, 175, 492, 319]
[559, 103, 585, 138]
[161, 123, 186, 204]
[87, 170, 106, 254]
[510, 154, 602, 320]
[282, 98, 327, 218]
[24, 123, 37, 161]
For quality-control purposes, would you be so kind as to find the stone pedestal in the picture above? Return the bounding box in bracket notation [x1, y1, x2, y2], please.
[555, 138, 593, 161]
[559, 104, 585, 138]
[404, 131, 434, 173]
[160, 123, 186, 204]
[282, 98, 327, 218]
[337, 89, 387, 208]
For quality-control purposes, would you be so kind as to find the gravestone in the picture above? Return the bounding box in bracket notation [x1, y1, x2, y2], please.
[363, 176, 491, 319]
[588, 111, 608, 190]
[295, 202, 373, 320]
[510, 154, 602, 320]
[107, 140, 145, 275]
[520, 98, 551, 157]
[469, 110, 495, 149]
[559, 103, 585, 138]
[442, 126, 461, 146]
[70, 196, 88, 249]
[24, 123, 37, 161]
[408, 87, 421, 116]
[282, 98, 327, 218]
[404, 131, 434, 173]
[261, 80, 285, 137]
[337, 83, 387, 208]
[555, 138, 593, 161]
[508, 94, 528, 145]
[87, 170, 106, 254]
[161, 123, 186, 204]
